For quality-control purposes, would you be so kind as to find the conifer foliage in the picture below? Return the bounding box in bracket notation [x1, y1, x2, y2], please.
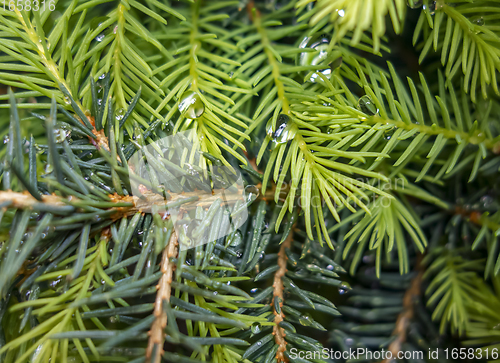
[0, 0, 500, 362]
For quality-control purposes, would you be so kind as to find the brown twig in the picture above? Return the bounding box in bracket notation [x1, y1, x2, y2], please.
[272, 230, 293, 363]
[382, 257, 424, 363]
[0, 190, 69, 209]
[0, 186, 245, 219]
[86, 115, 112, 152]
[146, 230, 178, 363]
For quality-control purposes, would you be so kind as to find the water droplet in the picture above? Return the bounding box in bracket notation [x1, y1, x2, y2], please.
[357, 95, 378, 116]
[423, 1, 438, 15]
[245, 185, 260, 203]
[184, 163, 199, 177]
[407, 0, 422, 8]
[295, 268, 308, 277]
[326, 264, 334, 271]
[276, 114, 294, 144]
[96, 33, 105, 42]
[115, 108, 125, 121]
[299, 313, 313, 326]
[472, 16, 485, 28]
[54, 128, 70, 143]
[251, 322, 262, 334]
[49, 276, 63, 290]
[338, 288, 348, 295]
[178, 90, 205, 119]
[298, 37, 336, 82]
[63, 96, 71, 105]
[337, 9, 345, 17]
[22, 139, 30, 153]
[481, 195, 493, 208]
[98, 73, 106, 80]
[340, 282, 351, 290]
[227, 231, 243, 247]
[250, 287, 260, 295]
[44, 163, 53, 174]
[3, 135, 9, 144]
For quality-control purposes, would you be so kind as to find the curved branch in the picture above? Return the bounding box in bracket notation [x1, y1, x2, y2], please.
[272, 230, 294, 363]
[146, 230, 178, 363]
[0, 186, 245, 218]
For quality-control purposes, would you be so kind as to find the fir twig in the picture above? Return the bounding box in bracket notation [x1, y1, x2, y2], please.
[146, 230, 178, 363]
[272, 228, 294, 363]
[0, 186, 245, 218]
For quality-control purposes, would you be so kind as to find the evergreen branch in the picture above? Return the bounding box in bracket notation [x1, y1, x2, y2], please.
[250, 7, 392, 246]
[145, 0, 252, 167]
[330, 265, 451, 362]
[295, 0, 406, 52]
[338, 193, 427, 277]
[12, 9, 67, 89]
[0, 186, 246, 218]
[462, 276, 500, 359]
[0, 190, 68, 210]
[272, 229, 293, 363]
[362, 115, 500, 153]
[0, 6, 82, 107]
[240, 206, 344, 363]
[423, 248, 487, 335]
[310, 62, 499, 182]
[0, 238, 108, 363]
[414, 0, 500, 102]
[146, 230, 178, 363]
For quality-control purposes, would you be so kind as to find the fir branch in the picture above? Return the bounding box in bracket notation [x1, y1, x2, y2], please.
[0, 186, 246, 218]
[295, 0, 406, 52]
[251, 6, 392, 246]
[423, 249, 486, 335]
[272, 228, 293, 363]
[414, 0, 500, 101]
[0, 6, 85, 108]
[362, 115, 500, 154]
[146, 230, 178, 363]
[0, 190, 70, 210]
[88, 115, 111, 152]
